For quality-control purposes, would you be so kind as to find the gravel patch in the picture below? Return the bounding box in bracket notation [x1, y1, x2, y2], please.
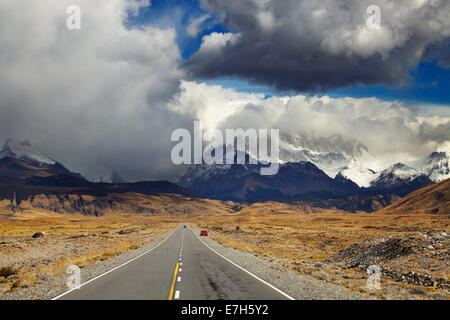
[0, 230, 173, 300]
[194, 229, 369, 300]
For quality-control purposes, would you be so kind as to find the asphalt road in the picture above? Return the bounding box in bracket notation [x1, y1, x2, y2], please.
[58, 225, 291, 300]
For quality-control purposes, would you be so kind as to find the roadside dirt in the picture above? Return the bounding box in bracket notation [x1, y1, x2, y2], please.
[197, 211, 449, 300]
[0, 216, 175, 296]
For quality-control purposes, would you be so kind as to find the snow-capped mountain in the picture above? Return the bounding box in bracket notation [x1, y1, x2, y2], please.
[0, 139, 56, 167]
[369, 163, 433, 196]
[338, 159, 379, 188]
[278, 134, 448, 187]
[278, 133, 378, 186]
[0, 138, 86, 180]
[179, 159, 361, 202]
[420, 152, 450, 182]
[279, 133, 368, 158]
[371, 163, 421, 187]
[178, 146, 259, 188]
[179, 131, 446, 199]
[0, 138, 187, 205]
[280, 147, 348, 177]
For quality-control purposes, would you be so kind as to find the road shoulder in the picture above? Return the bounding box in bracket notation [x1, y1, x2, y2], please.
[1, 229, 175, 300]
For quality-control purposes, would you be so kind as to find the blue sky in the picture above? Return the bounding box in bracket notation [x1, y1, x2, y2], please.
[128, 0, 450, 106]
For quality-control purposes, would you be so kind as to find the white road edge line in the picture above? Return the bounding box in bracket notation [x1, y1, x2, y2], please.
[191, 229, 295, 300]
[52, 228, 178, 300]
[174, 290, 180, 299]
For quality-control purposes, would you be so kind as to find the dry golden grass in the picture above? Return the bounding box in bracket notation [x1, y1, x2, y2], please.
[0, 214, 181, 293]
[0, 193, 243, 294]
[195, 206, 449, 299]
[0, 188, 448, 299]
[378, 178, 449, 215]
[50, 241, 141, 272]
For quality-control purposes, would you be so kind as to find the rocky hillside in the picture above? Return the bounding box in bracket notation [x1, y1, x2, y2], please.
[179, 160, 361, 202]
[0, 193, 237, 219]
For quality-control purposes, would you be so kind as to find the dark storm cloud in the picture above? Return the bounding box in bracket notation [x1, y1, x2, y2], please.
[1, 0, 449, 183]
[185, 0, 450, 91]
[0, 0, 191, 182]
[420, 121, 450, 143]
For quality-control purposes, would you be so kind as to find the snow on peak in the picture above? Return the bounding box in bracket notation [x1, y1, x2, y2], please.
[280, 133, 368, 159]
[421, 151, 449, 182]
[388, 163, 419, 177]
[0, 138, 56, 166]
[338, 159, 378, 188]
[371, 163, 420, 187]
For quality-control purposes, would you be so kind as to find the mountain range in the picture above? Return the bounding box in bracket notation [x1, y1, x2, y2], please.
[0, 137, 448, 213]
[0, 139, 188, 207]
[178, 133, 449, 208]
[178, 156, 434, 207]
[277, 133, 449, 185]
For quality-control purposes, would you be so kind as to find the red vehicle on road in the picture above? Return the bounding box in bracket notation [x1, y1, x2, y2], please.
[200, 230, 208, 236]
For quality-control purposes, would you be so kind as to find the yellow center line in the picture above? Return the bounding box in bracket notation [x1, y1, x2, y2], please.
[168, 262, 180, 300]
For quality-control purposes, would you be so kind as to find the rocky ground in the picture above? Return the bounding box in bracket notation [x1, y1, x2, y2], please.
[197, 213, 449, 300]
[329, 232, 449, 290]
[192, 227, 368, 300]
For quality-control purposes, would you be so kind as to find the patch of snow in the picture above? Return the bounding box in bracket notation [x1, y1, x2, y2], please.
[338, 159, 379, 187]
[420, 152, 450, 182]
[0, 139, 56, 166]
[370, 163, 420, 187]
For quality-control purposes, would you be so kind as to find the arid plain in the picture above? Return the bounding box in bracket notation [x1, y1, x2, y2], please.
[1, 179, 448, 299]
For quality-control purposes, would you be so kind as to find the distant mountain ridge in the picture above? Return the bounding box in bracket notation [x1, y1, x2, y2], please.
[178, 144, 434, 205]
[277, 133, 449, 186]
[180, 160, 362, 202]
[178, 159, 432, 204]
[0, 138, 442, 213]
[278, 133, 372, 185]
[0, 139, 86, 181]
[369, 163, 434, 197]
[182, 132, 449, 202]
[0, 139, 189, 206]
